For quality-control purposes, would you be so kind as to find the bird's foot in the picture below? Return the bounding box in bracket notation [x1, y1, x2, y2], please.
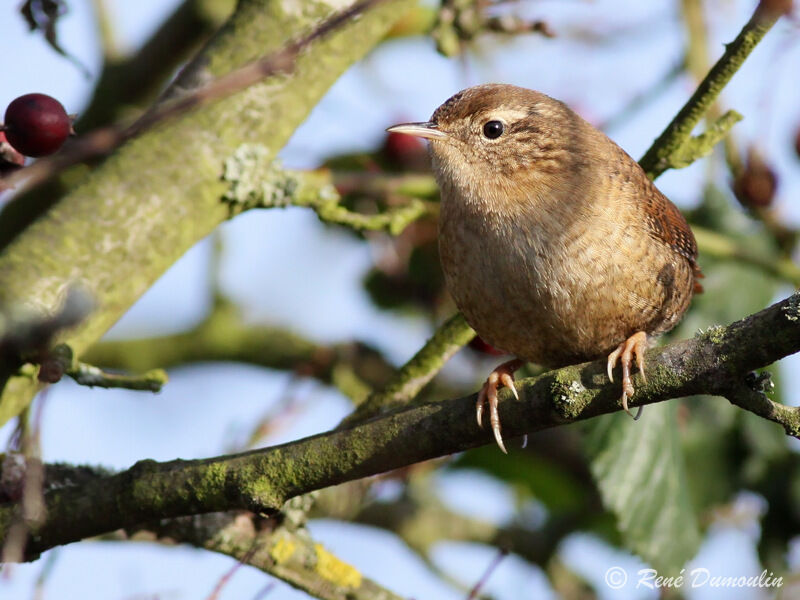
[477, 358, 524, 453]
[606, 331, 648, 420]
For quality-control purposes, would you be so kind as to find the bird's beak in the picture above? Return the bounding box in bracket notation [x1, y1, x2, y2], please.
[386, 121, 448, 141]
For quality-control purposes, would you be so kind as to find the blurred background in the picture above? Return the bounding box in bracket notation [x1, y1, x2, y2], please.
[1, 0, 800, 598]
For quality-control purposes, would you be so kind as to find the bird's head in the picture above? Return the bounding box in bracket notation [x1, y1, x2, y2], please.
[387, 84, 593, 208]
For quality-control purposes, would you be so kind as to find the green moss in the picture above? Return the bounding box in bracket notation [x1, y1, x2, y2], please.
[696, 324, 726, 345]
[550, 370, 592, 420]
[194, 462, 229, 502]
[781, 416, 800, 438]
[643, 363, 683, 397]
[236, 454, 286, 510]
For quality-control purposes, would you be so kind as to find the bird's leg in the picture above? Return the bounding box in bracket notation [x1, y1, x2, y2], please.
[477, 358, 524, 453]
[606, 331, 648, 419]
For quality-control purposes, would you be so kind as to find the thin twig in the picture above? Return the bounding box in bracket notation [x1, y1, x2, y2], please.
[639, 1, 784, 178]
[66, 362, 168, 392]
[90, 0, 121, 61]
[1, 0, 387, 193]
[205, 539, 261, 600]
[250, 582, 277, 600]
[342, 312, 475, 425]
[466, 548, 509, 600]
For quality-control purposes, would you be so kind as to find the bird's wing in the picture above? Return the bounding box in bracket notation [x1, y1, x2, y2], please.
[641, 186, 704, 292]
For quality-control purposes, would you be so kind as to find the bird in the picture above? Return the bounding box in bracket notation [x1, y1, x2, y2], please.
[387, 84, 702, 452]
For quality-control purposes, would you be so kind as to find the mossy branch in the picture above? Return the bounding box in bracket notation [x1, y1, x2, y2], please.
[33, 342, 168, 392]
[343, 312, 475, 423]
[80, 0, 236, 130]
[222, 145, 431, 235]
[0, 0, 414, 428]
[639, 1, 782, 178]
[4, 292, 799, 559]
[82, 298, 396, 402]
[662, 109, 743, 170]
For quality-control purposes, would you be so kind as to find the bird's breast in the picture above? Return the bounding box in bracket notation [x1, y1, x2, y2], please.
[437, 187, 692, 367]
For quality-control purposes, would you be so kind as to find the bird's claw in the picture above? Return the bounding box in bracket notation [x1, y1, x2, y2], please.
[476, 359, 523, 453]
[606, 331, 647, 420]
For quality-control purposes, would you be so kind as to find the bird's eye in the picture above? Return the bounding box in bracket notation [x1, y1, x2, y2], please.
[482, 120, 504, 139]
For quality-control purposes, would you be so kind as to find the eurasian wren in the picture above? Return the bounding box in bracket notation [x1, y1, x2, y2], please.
[388, 84, 702, 452]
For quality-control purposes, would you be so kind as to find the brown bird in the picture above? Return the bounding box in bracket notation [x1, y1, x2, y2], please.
[388, 84, 701, 452]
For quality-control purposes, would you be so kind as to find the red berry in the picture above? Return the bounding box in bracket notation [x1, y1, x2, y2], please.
[3, 93, 71, 157]
[468, 335, 507, 356]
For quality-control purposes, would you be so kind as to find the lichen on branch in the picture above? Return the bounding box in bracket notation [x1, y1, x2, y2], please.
[222, 143, 430, 235]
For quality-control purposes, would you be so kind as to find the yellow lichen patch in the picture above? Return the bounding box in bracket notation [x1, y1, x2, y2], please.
[314, 543, 362, 588]
[269, 536, 297, 564]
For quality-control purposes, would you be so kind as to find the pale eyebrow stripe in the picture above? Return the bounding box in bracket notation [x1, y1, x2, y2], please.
[483, 108, 530, 123]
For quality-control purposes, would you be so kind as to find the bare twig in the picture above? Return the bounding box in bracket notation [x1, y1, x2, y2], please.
[1, 0, 387, 193]
[639, 1, 785, 178]
[66, 362, 168, 392]
[467, 548, 509, 600]
[205, 539, 260, 600]
[343, 312, 475, 424]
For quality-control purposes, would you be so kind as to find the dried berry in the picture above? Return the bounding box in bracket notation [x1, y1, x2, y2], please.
[734, 148, 777, 209]
[3, 93, 71, 157]
[757, 0, 794, 19]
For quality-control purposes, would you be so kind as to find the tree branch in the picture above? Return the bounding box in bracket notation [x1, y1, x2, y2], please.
[4, 292, 798, 559]
[0, 0, 414, 428]
[82, 298, 396, 403]
[639, 0, 783, 178]
[344, 312, 475, 423]
[66, 362, 167, 392]
[123, 510, 405, 600]
[80, 0, 235, 131]
[2, 0, 391, 194]
[221, 146, 432, 235]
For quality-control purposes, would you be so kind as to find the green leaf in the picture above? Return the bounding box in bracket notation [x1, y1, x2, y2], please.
[584, 402, 700, 574]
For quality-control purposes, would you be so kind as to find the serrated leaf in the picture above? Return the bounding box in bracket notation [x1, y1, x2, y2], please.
[584, 402, 700, 574]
